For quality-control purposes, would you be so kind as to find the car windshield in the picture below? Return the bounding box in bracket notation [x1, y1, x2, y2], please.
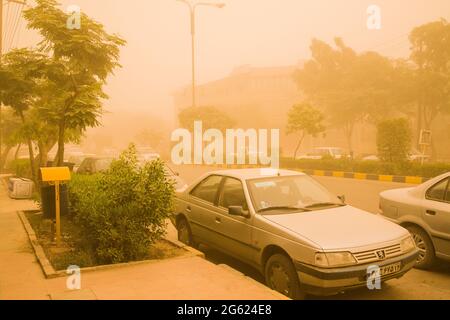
[247, 175, 343, 214]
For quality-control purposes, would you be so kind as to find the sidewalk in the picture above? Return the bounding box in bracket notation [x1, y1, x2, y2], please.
[0, 178, 286, 300]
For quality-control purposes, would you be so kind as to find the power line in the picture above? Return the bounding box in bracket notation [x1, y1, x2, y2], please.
[7, 1, 24, 50]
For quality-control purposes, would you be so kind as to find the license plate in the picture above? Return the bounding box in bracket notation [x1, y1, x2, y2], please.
[380, 262, 401, 276]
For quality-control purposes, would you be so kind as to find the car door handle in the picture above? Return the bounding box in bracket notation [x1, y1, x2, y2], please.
[186, 206, 191, 213]
[215, 217, 221, 224]
[426, 210, 436, 216]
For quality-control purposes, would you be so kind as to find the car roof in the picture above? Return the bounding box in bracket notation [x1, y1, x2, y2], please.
[206, 168, 305, 180]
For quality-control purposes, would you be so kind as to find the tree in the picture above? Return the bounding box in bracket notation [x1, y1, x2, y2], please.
[0, 109, 23, 171]
[409, 19, 450, 158]
[178, 106, 236, 132]
[23, 0, 126, 166]
[377, 118, 412, 163]
[286, 103, 325, 159]
[295, 38, 396, 154]
[0, 49, 51, 182]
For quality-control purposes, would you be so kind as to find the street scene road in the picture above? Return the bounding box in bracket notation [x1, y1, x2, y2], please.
[172, 164, 450, 299]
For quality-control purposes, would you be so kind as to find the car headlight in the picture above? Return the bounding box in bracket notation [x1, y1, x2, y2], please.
[314, 252, 357, 268]
[400, 236, 416, 253]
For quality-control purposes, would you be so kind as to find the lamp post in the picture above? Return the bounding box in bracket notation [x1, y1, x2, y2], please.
[177, 0, 224, 108]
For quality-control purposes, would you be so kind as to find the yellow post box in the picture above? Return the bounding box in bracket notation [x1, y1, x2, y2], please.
[40, 167, 71, 246]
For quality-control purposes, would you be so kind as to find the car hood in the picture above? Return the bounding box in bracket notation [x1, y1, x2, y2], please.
[263, 205, 408, 250]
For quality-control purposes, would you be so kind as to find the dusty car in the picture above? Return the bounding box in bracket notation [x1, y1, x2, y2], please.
[380, 172, 450, 269]
[171, 169, 418, 298]
[297, 147, 346, 160]
[77, 157, 115, 175]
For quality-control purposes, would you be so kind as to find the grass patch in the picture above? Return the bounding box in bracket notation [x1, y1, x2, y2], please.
[25, 211, 185, 271]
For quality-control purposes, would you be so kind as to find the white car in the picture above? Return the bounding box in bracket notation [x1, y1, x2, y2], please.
[171, 169, 418, 298]
[380, 172, 450, 269]
[297, 147, 346, 160]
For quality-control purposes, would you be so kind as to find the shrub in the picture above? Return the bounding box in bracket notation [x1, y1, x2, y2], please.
[377, 118, 412, 163]
[68, 145, 175, 264]
[8, 159, 32, 179]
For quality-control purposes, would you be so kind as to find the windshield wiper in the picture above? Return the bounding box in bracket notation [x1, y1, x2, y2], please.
[304, 202, 346, 209]
[258, 206, 311, 213]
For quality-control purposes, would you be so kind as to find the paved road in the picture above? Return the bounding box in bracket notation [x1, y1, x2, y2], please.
[171, 164, 450, 300]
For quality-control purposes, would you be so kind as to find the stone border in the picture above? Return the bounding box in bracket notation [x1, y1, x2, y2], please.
[17, 211, 205, 279]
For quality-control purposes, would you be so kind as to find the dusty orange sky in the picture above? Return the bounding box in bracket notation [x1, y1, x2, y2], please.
[6, 0, 450, 125]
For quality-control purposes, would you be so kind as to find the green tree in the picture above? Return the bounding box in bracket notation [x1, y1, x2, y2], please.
[0, 109, 23, 171]
[409, 19, 450, 158]
[23, 0, 125, 166]
[178, 106, 236, 132]
[377, 118, 412, 163]
[295, 38, 396, 153]
[286, 103, 325, 159]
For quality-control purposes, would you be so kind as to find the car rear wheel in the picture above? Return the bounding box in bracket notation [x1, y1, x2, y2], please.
[406, 225, 436, 269]
[177, 217, 193, 246]
[265, 254, 305, 300]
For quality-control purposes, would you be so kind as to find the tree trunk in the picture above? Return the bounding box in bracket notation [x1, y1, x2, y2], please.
[14, 143, 22, 160]
[293, 133, 305, 159]
[0, 145, 13, 172]
[55, 120, 66, 166]
[18, 111, 38, 184]
[345, 122, 354, 157]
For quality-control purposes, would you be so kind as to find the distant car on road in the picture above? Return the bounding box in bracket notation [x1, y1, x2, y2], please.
[297, 147, 346, 160]
[380, 172, 450, 269]
[77, 157, 115, 175]
[171, 169, 418, 299]
[68, 153, 96, 173]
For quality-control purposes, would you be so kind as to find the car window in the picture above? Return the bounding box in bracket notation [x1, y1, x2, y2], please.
[426, 178, 449, 202]
[190, 175, 223, 204]
[219, 178, 248, 211]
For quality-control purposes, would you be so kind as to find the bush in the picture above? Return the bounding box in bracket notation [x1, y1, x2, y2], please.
[8, 159, 32, 179]
[68, 145, 175, 264]
[377, 118, 412, 163]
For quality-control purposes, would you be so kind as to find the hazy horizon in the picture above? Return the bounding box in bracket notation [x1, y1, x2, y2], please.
[6, 0, 450, 129]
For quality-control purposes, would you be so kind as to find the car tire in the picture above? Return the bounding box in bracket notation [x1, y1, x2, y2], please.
[177, 217, 193, 246]
[406, 225, 436, 270]
[264, 254, 305, 300]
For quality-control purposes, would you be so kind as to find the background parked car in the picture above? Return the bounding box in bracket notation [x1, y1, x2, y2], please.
[77, 157, 115, 175]
[297, 147, 347, 160]
[380, 172, 450, 269]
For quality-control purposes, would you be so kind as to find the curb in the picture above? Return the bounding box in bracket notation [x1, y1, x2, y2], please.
[17, 211, 205, 279]
[289, 168, 428, 185]
[207, 164, 428, 184]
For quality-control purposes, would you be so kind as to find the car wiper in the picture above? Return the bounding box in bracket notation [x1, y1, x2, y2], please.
[258, 206, 311, 213]
[304, 202, 346, 209]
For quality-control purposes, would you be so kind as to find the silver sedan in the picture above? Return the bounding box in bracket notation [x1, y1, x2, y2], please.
[171, 169, 418, 299]
[380, 172, 450, 269]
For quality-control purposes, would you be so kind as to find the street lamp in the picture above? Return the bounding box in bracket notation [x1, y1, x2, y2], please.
[177, 0, 225, 108]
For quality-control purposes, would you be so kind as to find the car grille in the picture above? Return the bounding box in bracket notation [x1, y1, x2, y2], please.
[354, 243, 402, 264]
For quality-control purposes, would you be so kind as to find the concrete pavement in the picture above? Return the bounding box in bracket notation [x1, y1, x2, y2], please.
[0, 177, 286, 300]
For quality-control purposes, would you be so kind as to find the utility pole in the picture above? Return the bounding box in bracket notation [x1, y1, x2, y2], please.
[1, 0, 5, 161]
[177, 1, 225, 108]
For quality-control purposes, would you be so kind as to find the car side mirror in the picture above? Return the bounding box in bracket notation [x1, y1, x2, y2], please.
[338, 195, 346, 203]
[228, 206, 249, 218]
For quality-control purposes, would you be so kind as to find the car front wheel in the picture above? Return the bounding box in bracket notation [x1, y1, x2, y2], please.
[177, 217, 193, 246]
[407, 225, 436, 269]
[264, 254, 305, 300]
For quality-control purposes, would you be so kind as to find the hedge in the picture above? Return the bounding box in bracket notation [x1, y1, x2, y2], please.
[280, 158, 450, 178]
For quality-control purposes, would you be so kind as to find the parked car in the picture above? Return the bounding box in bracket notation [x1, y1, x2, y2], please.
[379, 172, 450, 269]
[68, 153, 96, 173]
[297, 147, 346, 160]
[77, 157, 115, 175]
[171, 169, 418, 298]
